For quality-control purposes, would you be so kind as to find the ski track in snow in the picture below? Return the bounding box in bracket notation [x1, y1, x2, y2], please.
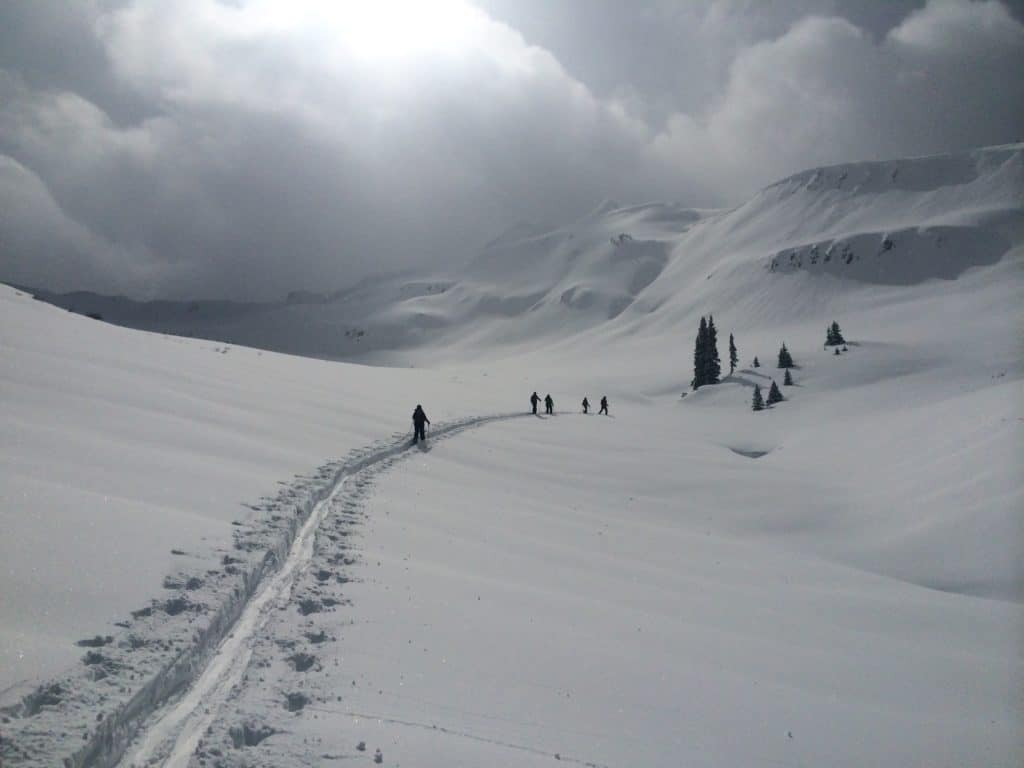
[305, 705, 614, 768]
[121, 412, 527, 768]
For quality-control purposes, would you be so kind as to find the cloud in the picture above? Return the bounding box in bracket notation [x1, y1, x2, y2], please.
[0, 0, 1020, 299]
[654, 0, 1024, 198]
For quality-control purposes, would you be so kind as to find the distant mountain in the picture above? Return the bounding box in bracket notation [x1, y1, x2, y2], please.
[22, 144, 1022, 363]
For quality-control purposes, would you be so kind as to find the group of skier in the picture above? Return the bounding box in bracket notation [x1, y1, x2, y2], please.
[412, 392, 610, 444]
[531, 391, 608, 416]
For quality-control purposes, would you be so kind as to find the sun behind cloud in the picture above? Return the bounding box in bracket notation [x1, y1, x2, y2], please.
[258, 0, 486, 61]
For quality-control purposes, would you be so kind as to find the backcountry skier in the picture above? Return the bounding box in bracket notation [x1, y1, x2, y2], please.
[582, 396, 590, 414]
[530, 391, 541, 414]
[544, 394, 554, 415]
[412, 404, 430, 443]
[599, 396, 609, 415]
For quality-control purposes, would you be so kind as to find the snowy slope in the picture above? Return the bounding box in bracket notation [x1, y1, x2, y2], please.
[185, 408, 1022, 768]
[1, 143, 1022, 767]
[0, 285, 514, 701]
[24, 144, 1023, 365]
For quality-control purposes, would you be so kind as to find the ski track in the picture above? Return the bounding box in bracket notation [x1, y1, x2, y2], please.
[306, 705, 615, 768]
[121, 412, 527, 767]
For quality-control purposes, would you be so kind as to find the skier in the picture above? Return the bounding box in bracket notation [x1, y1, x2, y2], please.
[599, 396, 609, 415]
[582, 396, 590, 414]
[412, 404, 430, 444]
[530, 391, 540, 415]
[544, 394, 554, 415]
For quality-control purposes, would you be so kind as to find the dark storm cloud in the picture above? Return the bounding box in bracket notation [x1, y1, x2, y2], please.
[0, 0, 1021, 299]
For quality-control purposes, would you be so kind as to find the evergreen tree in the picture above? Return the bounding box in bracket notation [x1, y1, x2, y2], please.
[825, 321, 846, 347]
[834, 347, 841, 355]
[728, 333, 738, 375]
[777, 343, 794, 369]
[752, 384, 765, 411]
[783, 368, 793, 386]
[692, 316, 708, 390]
[705, 315, 721, 385]
[753, 356, 760, 368]
[767, 380, 784, 405]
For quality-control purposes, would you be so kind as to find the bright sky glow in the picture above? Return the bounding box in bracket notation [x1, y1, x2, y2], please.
[261, 0, 484, 60]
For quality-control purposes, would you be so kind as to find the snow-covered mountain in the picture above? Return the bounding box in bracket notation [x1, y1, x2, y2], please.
[2, 144, 1021, 767]
[25, 144, 1023, 364]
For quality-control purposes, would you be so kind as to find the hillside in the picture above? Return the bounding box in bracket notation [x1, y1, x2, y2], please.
[25, 144, 1023, 367]
[1, 144, 1022, 767]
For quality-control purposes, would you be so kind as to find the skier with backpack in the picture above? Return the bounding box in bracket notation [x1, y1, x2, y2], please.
[530, 391, 540, 414]
[582, 396, 590, 414]
[599, 396, 609, 415]
[544, 394, 554, 415]
[412, 404, 430, 444]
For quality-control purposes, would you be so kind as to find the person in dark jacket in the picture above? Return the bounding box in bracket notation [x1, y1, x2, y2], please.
[530, 391, 540, 414]
[544, 394, 554, 415]
[582, 396, 590, 414]
[599, 396, 609, 415]
[412, 404, 430, 443]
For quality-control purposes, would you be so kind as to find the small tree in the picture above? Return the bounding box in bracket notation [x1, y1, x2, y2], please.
[729, 333, 738, 375]
[783, 368, 793, 386]
[767, 380, 784, 405]
[705, 315, 721, 385]
[692, 315, 721, 389]
[753, 356, 760, 368]
[834, 348, 841, 356]
[777, 343, 794, 369]
[692, 316, 708, 390]
[752, 385, 765, 411]
[825, 321, 845, 347]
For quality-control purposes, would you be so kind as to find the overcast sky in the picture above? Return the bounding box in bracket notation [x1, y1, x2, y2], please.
[1, 0, 1021, 299]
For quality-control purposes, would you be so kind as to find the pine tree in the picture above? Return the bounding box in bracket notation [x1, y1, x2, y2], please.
[783, 368, 793, 386]
[705, 315, 721, 385]
[825, 321, 846, 347]
[777, 343, 794, 369]
[692, 316, 708, 390]
[752, 384, 765, 411]
[834, 347, 841, 355]
[728, 333, 738, 375]
[767, 380, 784, 405]
[753, 356, 760, 368]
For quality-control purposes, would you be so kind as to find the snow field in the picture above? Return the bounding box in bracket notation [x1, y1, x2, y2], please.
[1, 142, 1021, 766]
[184, 408, 1021, 767]
[0, 283, 510, 700]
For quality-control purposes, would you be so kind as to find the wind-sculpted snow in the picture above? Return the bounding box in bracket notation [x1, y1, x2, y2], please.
[0, 414, 525, 768]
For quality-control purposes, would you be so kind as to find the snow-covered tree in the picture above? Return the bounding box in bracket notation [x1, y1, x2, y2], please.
[767, 380, 784, 405]
[729, 333, 738, 375]
[752, 385, 765, 411]
[753, 356, 761, 368]
[777, 343, 794, 369]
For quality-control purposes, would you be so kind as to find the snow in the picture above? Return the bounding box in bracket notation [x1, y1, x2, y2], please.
[207, 411, 1018, 767]
[1, 143, 1022, 767]
[0, 288, 502, 701]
